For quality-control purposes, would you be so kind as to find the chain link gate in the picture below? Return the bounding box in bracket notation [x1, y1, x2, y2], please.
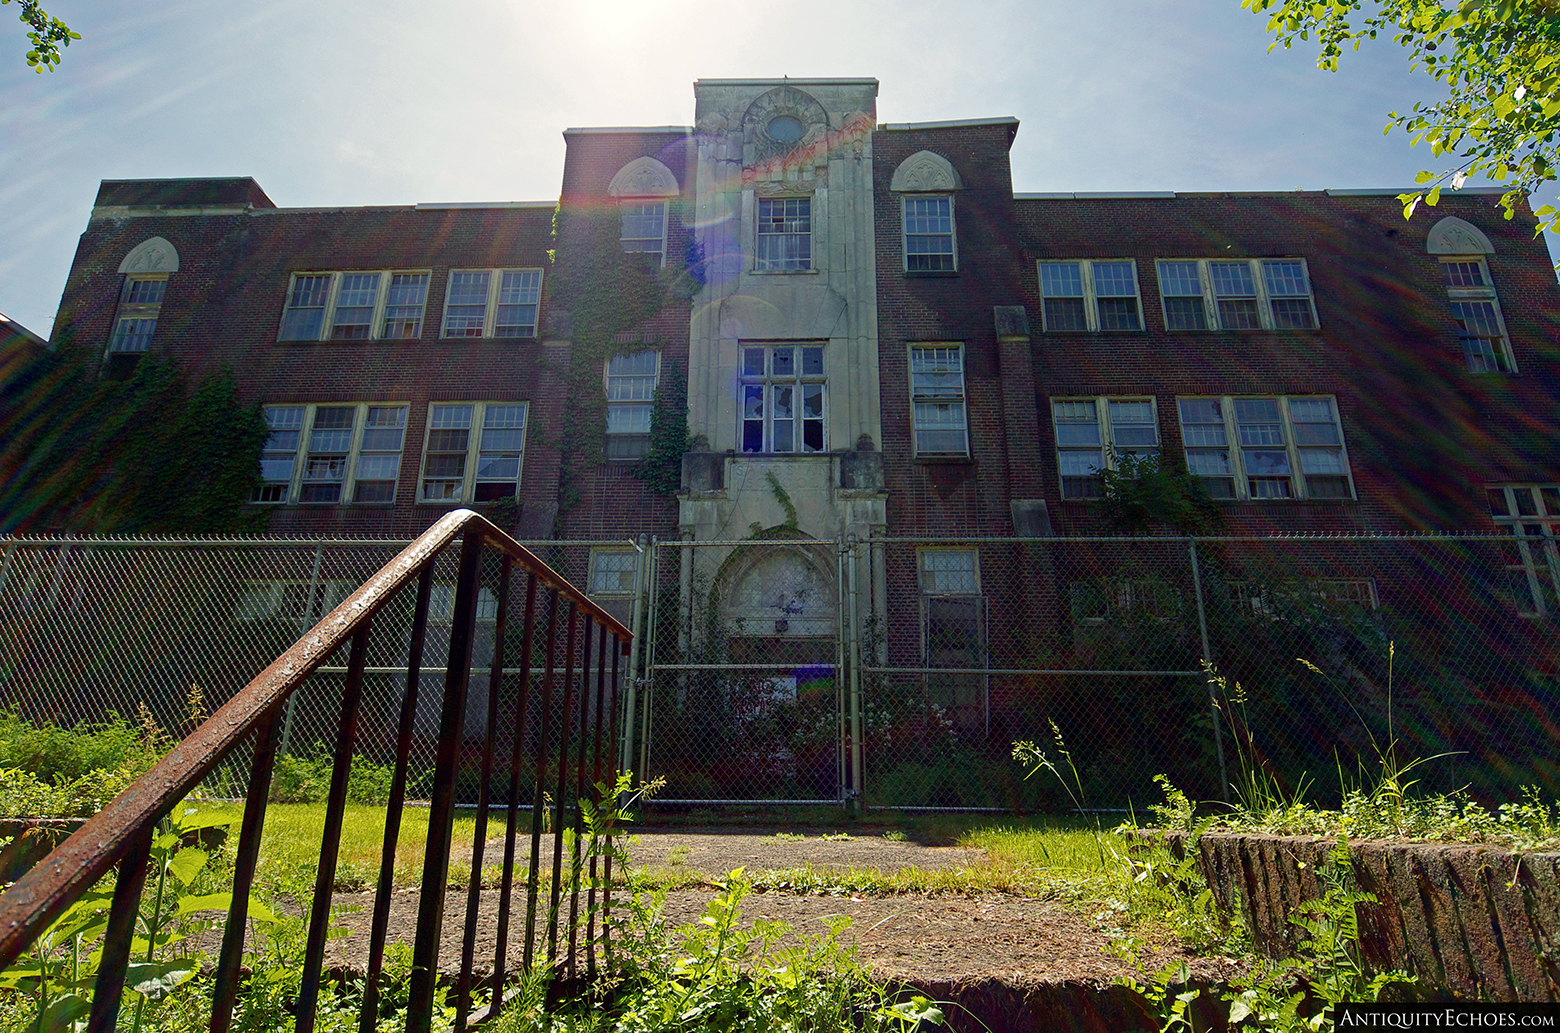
[632, 536, 853, 806]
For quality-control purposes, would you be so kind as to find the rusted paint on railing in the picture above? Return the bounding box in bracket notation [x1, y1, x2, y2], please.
[0, 510, 631, 1032]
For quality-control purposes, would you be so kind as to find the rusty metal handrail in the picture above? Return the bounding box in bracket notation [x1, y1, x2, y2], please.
[0, 509, 631, 1032]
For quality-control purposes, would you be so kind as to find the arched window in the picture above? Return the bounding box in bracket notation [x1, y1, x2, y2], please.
[1428, 217, 1512, 372]
[108, 237, 178, 354]
[891, 151, 963, 273]
[608, 157, 679, 265]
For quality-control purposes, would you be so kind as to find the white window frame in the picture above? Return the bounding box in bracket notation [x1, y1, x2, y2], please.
[588, 548, 640, 596]
[1229, 578, 1379, 620]
[1440, 256, 1515, 373]
[1154, 258, 1319, 331]
[1070, 578, 1182, 625]
[755, 196, 812, 272]
[251, 402, 408, 505]
[1036, 260, 1144, 332]
[1051, 397, 1161, 500]
[1488, 484, 1560, 617]
[440, 269, 542, 339]
[739, 344, 826, 453]
[909, 344, 968, 456]
[416, 401, 529, 504]
[276, 271, 432, 342]
[108, 274, 168, 353]
[918, 548, 981, 597]
[605, 351, 660, 460]
[619, 200, 668, 265]
[902, 195, 956, 273]
[917, 548, 987, 728]
[1176, 395, 1354, 502]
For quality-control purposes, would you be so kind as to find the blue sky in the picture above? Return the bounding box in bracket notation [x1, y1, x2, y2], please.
[2, 0, 1551, 337]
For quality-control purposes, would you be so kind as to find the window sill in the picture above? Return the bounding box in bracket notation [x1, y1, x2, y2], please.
[1215, 497, 1359, 506]
[734, 451, 833, 458]
[915, 456, 974, 465]
[1159, 327, 1321, 334]
[749, 269, 819, 276]
[276, 339, 432, 345]
[904, 270, 959, 278]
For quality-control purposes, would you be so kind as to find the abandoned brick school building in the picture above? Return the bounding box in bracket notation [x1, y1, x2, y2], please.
[39, 79, 1560, 792]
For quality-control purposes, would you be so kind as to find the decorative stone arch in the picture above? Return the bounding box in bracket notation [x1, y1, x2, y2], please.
[742, 86, 832, 161]
[890, 150, 964, 193]
[715, 539, 839, 640]
[117, 237, 179, 274]
[607, 156, 679, 198]
[1426, 216, 1495, 255]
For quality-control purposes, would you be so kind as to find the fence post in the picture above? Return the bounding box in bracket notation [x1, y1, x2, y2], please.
[640, 535, 665, 780]
[845, 534, 864, 814]
[1187, 538, 1229, 802]
[621, 534, 648, 781]
[0, 540, 16, 602]
[279, 539, 325, 759]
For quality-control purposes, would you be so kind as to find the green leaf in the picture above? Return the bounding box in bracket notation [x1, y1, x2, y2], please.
[164, 846, 207, 887]
[173, 812, 233, 833]
[174, 892, 234, 917]
[1414, 169, 1436, 183]
[124, 958, 198, 999]
[37, 992, 90, 1033]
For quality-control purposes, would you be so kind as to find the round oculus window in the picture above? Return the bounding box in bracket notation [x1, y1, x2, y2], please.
[766, 116, 804, 142]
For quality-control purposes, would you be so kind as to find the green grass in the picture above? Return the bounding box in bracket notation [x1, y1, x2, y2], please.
[188, 802, 483, 894]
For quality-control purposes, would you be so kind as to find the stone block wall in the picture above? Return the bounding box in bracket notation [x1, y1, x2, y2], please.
[1164, 831, 1560, 1002]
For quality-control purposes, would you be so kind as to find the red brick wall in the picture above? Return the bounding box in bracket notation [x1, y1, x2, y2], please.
[54, 201, 561, 539]
[553, 130, 694, 541]
[1011, 190, 1560, 534]
[872, 123, 1035, 536]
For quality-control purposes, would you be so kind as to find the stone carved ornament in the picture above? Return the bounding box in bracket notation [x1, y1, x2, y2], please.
[607, 156, 679, 198]
[118, 236, 180, 274]
[890, 150, 963, 193]
[1426, 215, 1494, 255]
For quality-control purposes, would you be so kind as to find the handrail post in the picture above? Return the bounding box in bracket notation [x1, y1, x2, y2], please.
[84, 827, 151, 1033]
[212, 710, 283, 1033]
[298, 621, 372, 1033]
[361, 565, 435, 1033]
[408, 526, 484, 1033]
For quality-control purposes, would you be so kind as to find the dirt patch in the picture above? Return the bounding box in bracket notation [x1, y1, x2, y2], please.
[618, 826, 988, 875]
[313, 827, 1236, 1011]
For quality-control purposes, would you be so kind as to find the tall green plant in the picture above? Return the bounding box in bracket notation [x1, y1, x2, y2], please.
[0, 810, 275, 1033]
[1097, 451, 1223, 536]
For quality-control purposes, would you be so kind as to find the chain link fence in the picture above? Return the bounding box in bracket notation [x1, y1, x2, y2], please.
[3, 533, 1556, 812]
[630, 534, 1559, 812]
[0, 537, 642, 802]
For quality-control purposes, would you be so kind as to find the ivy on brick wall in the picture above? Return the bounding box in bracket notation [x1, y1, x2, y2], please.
[546, 205, 698, 519]
[0, 345, 268, 534]
[637, 357, 688, 496]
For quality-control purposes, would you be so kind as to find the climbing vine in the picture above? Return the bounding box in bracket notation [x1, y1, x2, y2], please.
[636, 357, 688, 496]
[0, 348, 268, 534]
[545, 204, 699, 522]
